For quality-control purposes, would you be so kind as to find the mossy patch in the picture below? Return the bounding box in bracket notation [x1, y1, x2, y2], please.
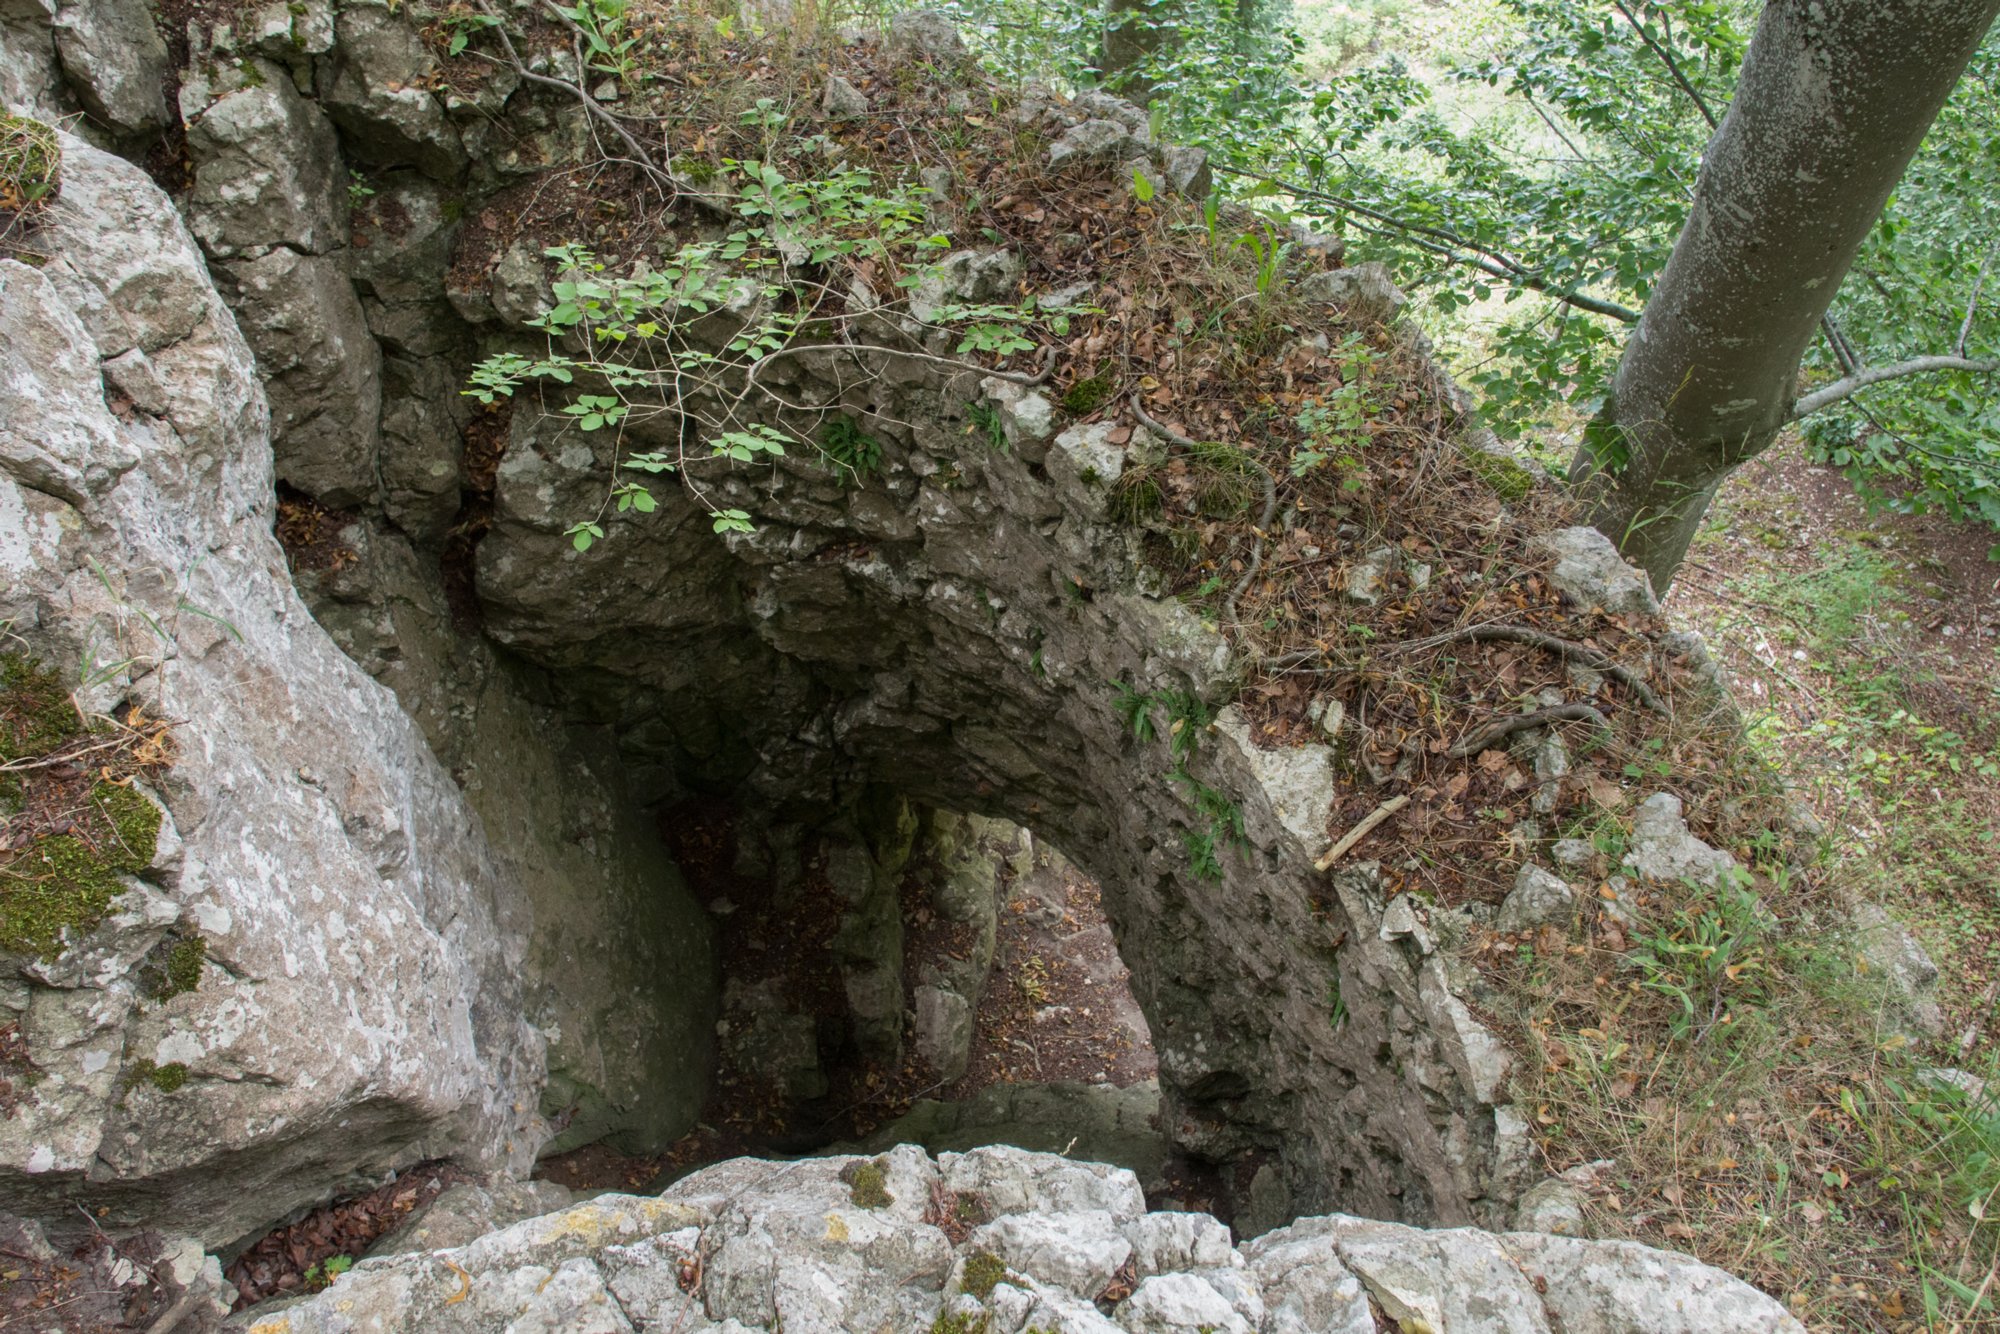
[1464, 444, 1537, 503]
[0, 782, 160, 957]
[2, 652, 173, 960]
[842, 1157, 893, 1208]
[125, 1058, 189, 1094]
[1061, 373, 1113, 415]
[931, 1312, 992, 1334]
[960, 1249, 1006, 1299]
[139, 932, 206, 1000]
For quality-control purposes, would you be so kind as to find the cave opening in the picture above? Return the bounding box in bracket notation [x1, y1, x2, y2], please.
[522, 792, 1299, 1221]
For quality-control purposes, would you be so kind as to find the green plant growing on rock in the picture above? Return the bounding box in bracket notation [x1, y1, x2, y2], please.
[967, 401, 1008, 452]
[0, 112, 60, 250]
[464, 156, 1079, 547]
[302, 1254, 353, 1291]
[842, 1157, 893, 1207]
[820, 415, 882, 484]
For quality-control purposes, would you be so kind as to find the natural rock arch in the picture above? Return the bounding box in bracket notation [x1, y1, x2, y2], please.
[0, 1, 1794, 1256]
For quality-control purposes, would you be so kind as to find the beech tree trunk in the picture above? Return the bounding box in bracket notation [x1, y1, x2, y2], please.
[1573, 0, 2000, 592]
[1102, 0, 1171, 103]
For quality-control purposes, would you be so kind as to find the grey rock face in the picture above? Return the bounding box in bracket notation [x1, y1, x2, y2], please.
[0, 136, 542, 1246]
[888, 9, 967, 61]
[243, 1146, 1805, 1333]
[1537, 525, 1662, 617]
[317, 4, 466, 179]
[1297, 261, 1408, 325]
[50, 0, 168, 136]
[210, 244, 383, 504]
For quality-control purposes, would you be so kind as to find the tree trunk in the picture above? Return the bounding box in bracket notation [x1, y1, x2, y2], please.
[1572, 0, 2000, 592]
[1101, 0, 1171, 104]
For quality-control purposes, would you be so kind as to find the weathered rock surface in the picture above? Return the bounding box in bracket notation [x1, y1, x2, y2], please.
[238, 1146, 1805, 1332]
[0, 135, 541, 1246]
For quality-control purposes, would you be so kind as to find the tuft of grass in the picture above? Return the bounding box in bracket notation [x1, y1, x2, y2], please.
[0, 112, 59, 251]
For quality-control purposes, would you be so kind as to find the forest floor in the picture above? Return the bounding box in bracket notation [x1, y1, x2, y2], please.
[1673, 440, 2000, 1065]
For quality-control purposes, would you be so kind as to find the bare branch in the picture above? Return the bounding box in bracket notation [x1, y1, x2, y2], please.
[1214, 166, 1642, 324]
[1613, 0, 1720, 129]
[1959, 245, 1997, 358]
[472, 1, 729, 217]
[1789, 353, 2000, 421]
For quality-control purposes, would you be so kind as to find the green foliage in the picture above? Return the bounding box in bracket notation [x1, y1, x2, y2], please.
[1291, 331, 1380, 487]
[466, 152, 1080, 546]
[1174, 772, 1247, 882]
[553, 0, 639, 81]
[1109, 680, 1209, 762]
[909, 0, 1999, 531]
[820, 416, 884, 483]
[1628, 870, 1772, 1042]
[303, 1254, 354, 1291]
[967, 401, 1008, 452]
[433, 2, 500, 57]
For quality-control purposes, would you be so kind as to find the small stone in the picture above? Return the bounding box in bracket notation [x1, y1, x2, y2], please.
[1551, 838, 1595, 869]
[1536, 526, 1660, 618]
[1622, 793, 1736, 887]
[1512, 1177, 1589, 1236]
[822, 74, 868, 119]
[887, 10, 966, 60]
[1048, 119, 1148, 167]
[1497, 864, 1579, 934]
[1295, 262, 1407, 324]
[1853, 902, 1945, 1037]
[1345, 546, 1400, 604]
[1158, 144, 1212, 197]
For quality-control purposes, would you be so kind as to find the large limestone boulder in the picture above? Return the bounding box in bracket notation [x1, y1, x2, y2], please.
[240, 1146, 1805, 1332]
[0, 134, 543, 1247]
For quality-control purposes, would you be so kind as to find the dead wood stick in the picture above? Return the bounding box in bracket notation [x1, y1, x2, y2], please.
[1315, 794, 1410, 872]
[1445, 703, 1610, 758]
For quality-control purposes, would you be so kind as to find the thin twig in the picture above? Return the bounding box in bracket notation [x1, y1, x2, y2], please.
[1612, 0, 1718, 128]
[1959, 245, 1997, 359]
[1315, 794, 1410, 872]
[472, 2, 727, 216]
[145, 1290, 201, 1334]
[1225, 471, 1280, 628]
[1445, 703, 1610, 758]
[1393, 623, 1667, 713]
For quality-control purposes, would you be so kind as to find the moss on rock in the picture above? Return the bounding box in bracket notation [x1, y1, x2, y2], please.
[960, 1250, 1006, 1299]
[0, 781, 162, 958]
[843, 1157, 893, 1208]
